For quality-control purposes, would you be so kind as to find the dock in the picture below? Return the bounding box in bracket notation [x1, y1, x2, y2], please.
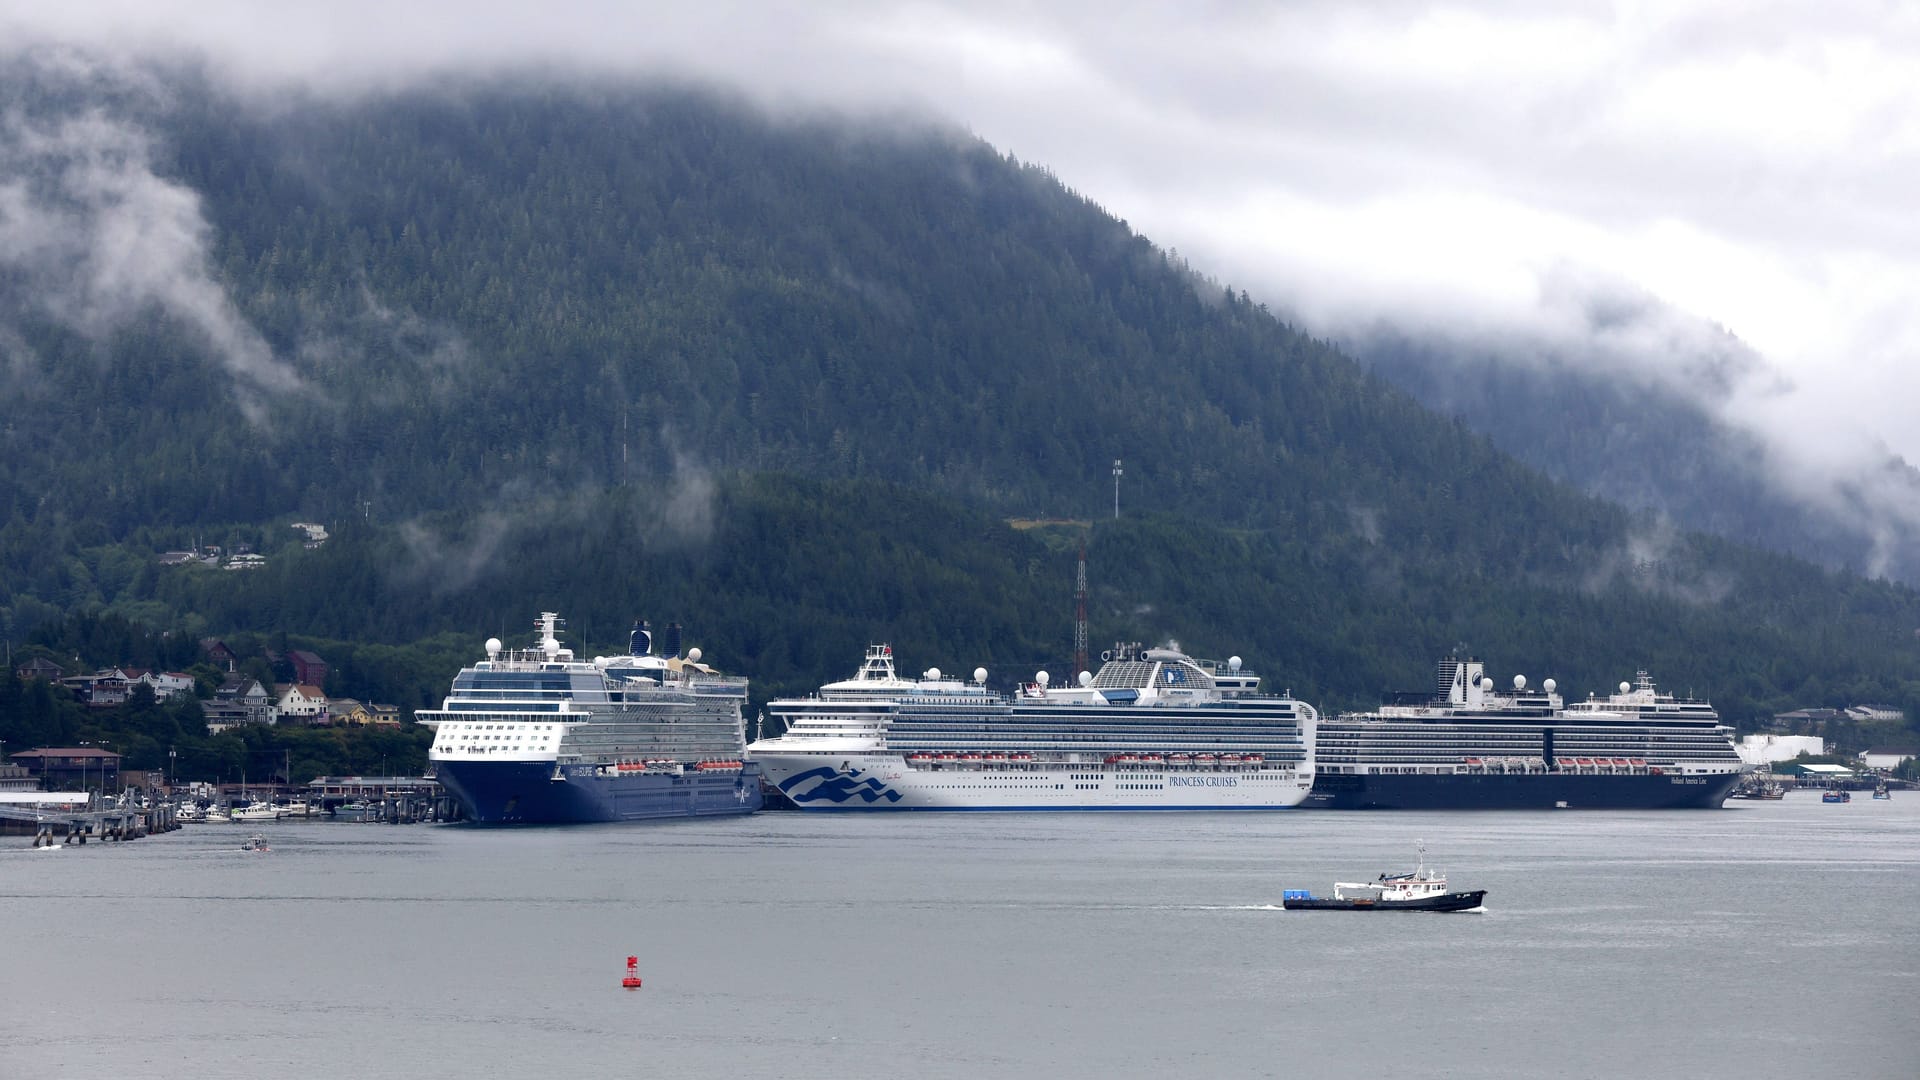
[0, 792, 181, 846]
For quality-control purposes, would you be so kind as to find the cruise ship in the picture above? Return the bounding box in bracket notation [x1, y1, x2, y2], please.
[420, 613, 762, 823]
[748, 642, 1316, 810]
[1305, 658, 1749, 809]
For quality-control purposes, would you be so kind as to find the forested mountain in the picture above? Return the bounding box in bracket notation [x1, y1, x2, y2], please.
[3, 60, 1919, 778]
[1352, 324, 1920, 587]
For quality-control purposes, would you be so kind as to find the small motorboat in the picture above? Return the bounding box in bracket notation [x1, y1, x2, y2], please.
[240, 834, 271, 852]
[1283, 843, 1485, 912]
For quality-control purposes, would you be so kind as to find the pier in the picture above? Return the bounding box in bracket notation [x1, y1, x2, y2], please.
[0, 792, 181, 846]
[307, 775, 463, 823]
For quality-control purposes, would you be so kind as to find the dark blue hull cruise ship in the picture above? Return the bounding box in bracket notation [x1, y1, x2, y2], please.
[421, 613, 763, 824]
[1306, 659, 1748, 810]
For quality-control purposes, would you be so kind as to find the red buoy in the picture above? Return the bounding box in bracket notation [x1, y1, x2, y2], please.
[621, 955, 642, 990]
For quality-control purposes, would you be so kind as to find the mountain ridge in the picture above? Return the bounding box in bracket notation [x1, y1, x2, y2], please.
[1, 64, 1918, 745]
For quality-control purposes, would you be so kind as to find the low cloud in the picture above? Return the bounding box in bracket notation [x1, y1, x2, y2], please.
[1580, 518, 1735, 606]
[7, 3, 1917, 576]
[638, 432, 720, 550]
[0, 103, 305, 422]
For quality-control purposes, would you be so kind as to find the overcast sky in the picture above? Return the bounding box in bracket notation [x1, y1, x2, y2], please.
[8, 1, 1920, 480]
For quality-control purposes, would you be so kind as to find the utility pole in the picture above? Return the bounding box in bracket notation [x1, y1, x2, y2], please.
[1111, 459, 1123, 519]
[1073, 539, 1089, 680]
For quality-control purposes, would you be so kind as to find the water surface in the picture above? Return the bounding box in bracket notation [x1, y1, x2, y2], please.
[3, 795, 1914, 1078]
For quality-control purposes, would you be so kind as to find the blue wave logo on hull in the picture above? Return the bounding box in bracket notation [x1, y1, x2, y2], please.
[780, 766, 904, 805]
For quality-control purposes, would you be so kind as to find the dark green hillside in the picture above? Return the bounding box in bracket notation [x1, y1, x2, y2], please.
[1357, 331, 1920, 585]
[3, 65, 1919, 767]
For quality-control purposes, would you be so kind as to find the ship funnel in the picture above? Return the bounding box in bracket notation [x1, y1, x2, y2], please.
[663, 622, 683, 660]
[630, 620, 653, 657]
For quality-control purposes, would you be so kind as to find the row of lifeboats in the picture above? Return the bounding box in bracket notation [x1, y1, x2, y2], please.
[1549, 757, 1648, 768]
[1105, 752, 1264, 767]
[905, 752, 1037, 765]
[609, 759, 746, 774]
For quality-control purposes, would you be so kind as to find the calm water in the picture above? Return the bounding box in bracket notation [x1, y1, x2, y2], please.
[3, 795, 1916, 1079]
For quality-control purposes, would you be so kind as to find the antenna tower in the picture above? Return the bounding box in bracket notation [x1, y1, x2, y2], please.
[1073, 538, 1089, 679]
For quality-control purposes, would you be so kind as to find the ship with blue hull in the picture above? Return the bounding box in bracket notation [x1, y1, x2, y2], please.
[421, 613, 762, 824]
[1306, 659, 1748, 810]
[749, 642, 1316, 811]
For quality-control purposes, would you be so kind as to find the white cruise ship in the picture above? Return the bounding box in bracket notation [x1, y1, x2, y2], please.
[748, 642, 1316, 811]
[419, 613, 761, 823]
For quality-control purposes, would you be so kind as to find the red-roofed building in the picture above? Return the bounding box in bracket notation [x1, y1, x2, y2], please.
[10, 747, 122, 792]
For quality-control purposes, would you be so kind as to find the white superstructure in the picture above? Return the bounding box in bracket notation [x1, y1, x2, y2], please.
[749, 642, 1316, 810]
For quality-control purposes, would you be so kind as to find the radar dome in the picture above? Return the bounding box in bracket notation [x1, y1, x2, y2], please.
[485, 637, 502, 656]
[686, 647, 701, 663]
[1543, 678, 1557, 694]
[1078, 670, 1093, 686]
[926, 667, 941, 681]
[1036, 670, 1051, 687]
[1228, 656, 1243, 672]
[1479, 677, 1494, 690]
[1620, 681, 1631, 694]
[1513, 674, 1527, 690]
[974, 667, 988, 684]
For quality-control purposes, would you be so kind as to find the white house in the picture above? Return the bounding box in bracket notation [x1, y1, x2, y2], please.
[1736, 734, 1825, 766]
[137, 671, 196, 699]
[276, 683, 329, 724]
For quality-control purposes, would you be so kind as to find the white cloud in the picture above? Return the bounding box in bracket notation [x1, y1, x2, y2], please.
[0, 105, 306, 422]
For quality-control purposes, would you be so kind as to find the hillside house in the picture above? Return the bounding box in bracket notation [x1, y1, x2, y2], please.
[276, 683, 329, 724]
[216, 677, 276, 726]
[137, 671, 196, 699]
[201, 639, 237, 672]
[14, 657, 64, 682]
[289, 650, 329, 688]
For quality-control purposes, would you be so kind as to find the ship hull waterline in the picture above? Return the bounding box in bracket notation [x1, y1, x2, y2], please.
[1283, 889, 1488, 912]
[1305, 770, 1744, 810]
[435, 761, 764, 824]
[758, 755, 1314, 812]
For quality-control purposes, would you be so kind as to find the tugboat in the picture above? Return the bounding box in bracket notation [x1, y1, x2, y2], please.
[1282, 843, 1486, 912]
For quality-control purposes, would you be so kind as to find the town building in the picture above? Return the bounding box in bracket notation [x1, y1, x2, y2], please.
[1858, 746, 1919, 772]
[137, 670, 196, 699]
[327, 700, 405, 727]
[14, 656, 64, 682]
[9, 747, 122, 792]
[215, 677, 276, 725]
[276, 683, 329, 724]
[200, 639, 238, 672]
[202, 701, 251, 734]
[0, 761, 38, 791]
[289, 650, 329, 688]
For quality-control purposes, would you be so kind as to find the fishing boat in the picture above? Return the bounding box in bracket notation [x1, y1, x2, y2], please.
[1822, 787, 1850, 804]
[1283, 844, 1486, 912]
[1871, 781, 1891, 801]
